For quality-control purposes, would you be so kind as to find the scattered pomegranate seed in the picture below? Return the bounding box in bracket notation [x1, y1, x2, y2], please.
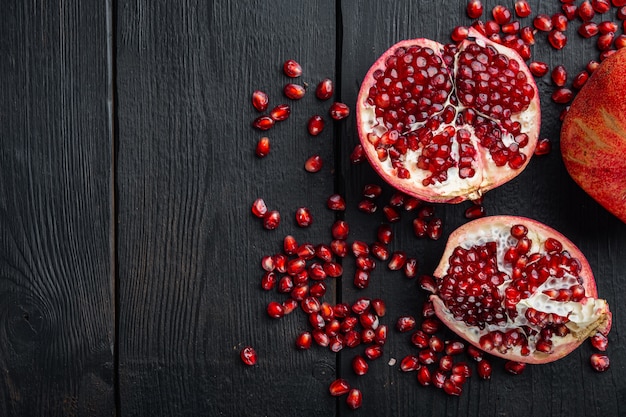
[561, 4, 578, 20]
[492, 5, 512, 24]
[262, 210, 281, 230]
[590, 353, 611, 372]
[465, 203, 485, 219]
[476, 359, 492, 379]
[534, 138, 552, 156]
[396, 315, 417, 332]
[552, 87, 574, 104]
[329, 378, 350, 396]
[255, 136, 271, 158]
[590, 332, 609, 351]
[346, 388, 362, 410]
[295, 332, 312, 349]
[350, 144, 365, 164]
[572, 71, 590, 89]
[618, 5, 626, 19]
[551, 13, 568, 31]
[615, 34, 626, 49]
[598, 21, 618, 34]
[504, 360, 526, 375]
[592, 0, 611, 13]
[514, 0, 531, 17]
[252, 115, 275, 131]
[251, 198, 268, 218]
[551, 65, 568, 86]
[587, 60, 601, 73]
[520, 26, 536, 44]
[329, 102, 350, 120]
[466, 0, 484, 19]
[529, 61, 549, 77]
[451, 26, 470, 42]
[283, 59, 302, 78]
[304, 155, 323, 173]
[283, 83, 306, 100]
[315, 78, 334, 100]
[533, 14, 553, 31]
[548, 30, 567, 49]
[578, 22, 599, 38]
[578, 0, 595, 21]
[400, 355, 421, 372]
[597, 32, 615, 50]
[270, 104, 291, 122]
[251, 90, 269, 112]
[307, 115, 325, 136]
[352, 355, 369, 376]
[326, 193, 346, 211]
[240, 346, 257, 366]
[331, 220, 350, 240]
[266, 301, 285, 319]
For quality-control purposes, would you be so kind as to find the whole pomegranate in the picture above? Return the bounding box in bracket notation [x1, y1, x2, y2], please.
[356, 28, 540, 203]
[428, 216, 611, 364]
[561, 48, 626, 224]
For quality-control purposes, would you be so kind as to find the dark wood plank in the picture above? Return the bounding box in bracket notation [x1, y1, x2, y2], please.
[0, 1, 114, 416]
[339, 0, 626, 416]
[115, 1, 341, 415]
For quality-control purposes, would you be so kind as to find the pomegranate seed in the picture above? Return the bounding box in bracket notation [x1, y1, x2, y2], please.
[388, 251, 407, 270]
[358, 199, 377, 214]
[262, 210, 281, 230]
[260, 255, 275, 272]
[350, 144, 365, 164]
[429, 335, 445, 353]
[400, 355, 421, 372]
[323, 261, 343, 278]
[464, 203, 485, 219]
[418, 274, 437, 293]
[514, 0, 531, 17]
[520, 26, 535, 44]
[315, 78, 334, 100]
[417, 366, 432, 386]
[260, 271, 277, 290]
[255, 136, 270, 158]
[329, 378, 350, 396]
[578, 22, 599, 38]
[485, 20, 501, 36]
[310, 282, 327, 298]
[590, 353, 610, 372]
[295, 332, 312, 349]
[270, 104, 290, 121]
[329, 102, 350, 120]
[240, 346, 257, 366]
[331, 220, 349, 240]
[313, 329, 330, 347]
[615, 34, 626, 49]
[421, 317, 441, 334]
[371, 298, 386, 317]
[501, 21, 520, 34]
[466, 0, 483, 19]
[295, 207, 313, 227]
[551, 65, 568, 86]
[327, 194, 346, 211]
[282, 298, 298, 315]
[331, 239, 348, 257]
[504, 360, 526, 375]
[251, 90, 269, 112]
[615, 0, 626, 7]
[283, 83, 305, 100]
[598, 21, 618, 34]
[590, 332, 609, 351]
[283, 235, 297, 255]
[534, 138, 552, 156]
[533, 14, 553, 31]
[426, 218, 443, 240]
[445, 341, 466, 356]
[396, 315, 416, 333]
[597, 32, 615, 50]
[362, 183, 382, 199]
[466, 345, 484, 362]
[359, 311, 379, 330]
[618, 5, 626, 20]
[443, 379, 463, 396]
[266, 301, 285, 319]
[578, 1, 595, 21]
[404, 257, 418, 278]
[252, 115, 275, 131]
[548, 30, 567, 49]
[529, 61, 549, 77]
[307, 115, 325, 136]
[572, 71, 590, 89]
[551, 13, 568, 31]
[352, 355, 369, 376]
[251, 198, 268, 218]
[592, 0, 611, 13]
[450, 26, 470, 42]
[477, 359, 492, 379]
[304, 155, 323, 173]
[364, 345, 383, 360]
[552, 88, 573, 104]
[283, 59, 302, 78]
[419, 349, 437, 365]
[492, 5, 512, 24]
[346, 388, 362, 410]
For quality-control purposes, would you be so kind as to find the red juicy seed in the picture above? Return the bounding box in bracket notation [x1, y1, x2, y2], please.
[534, 138, 551, 155]
[533, 14, 553, 31]
[429, 335, 445, 353]
[465, 203, 485, 219]
[529, 61, 549, 77]
[492, 5, 512, 24]
[443, 379, 463, 396]
[485, 20, 501, 36]
[598, 21, 618, 34]
[251, 90, 269, 112]
[551, 65, 567, 86]
[370, 242, 390, 261]
[514, 0, 531, 17]
[297, 243, 316, 260]
[329, 102, 350, 120]
[295, 332, 312, 349]
[353, 269, 370, 289]
[352, 241, 370, 257]
[404, 258, 418, 278]
[240, 346, 257, 366]
[358, 199, 377, 214]
[377, 224, 394, 244]
[615, 34, 626, 49]
[260, 271, 277, 290]
[548, 30, 567, 49]
[363, 183, 383, 198]
[619, 6, 626, 20]
[270, 104, 291, 121]
[310, 282, 327, 298]
[383, 205, 401, 222]
[592, 0, 611, 13]
[400, 355, 421, 372]
[260, 255, 275, 272]
[282, 298, 298, 315]
[396, 315, 417, 332]
[323, 261, 343, 278]
[313, 329, 330, 346]
[252, 115, 275, 131]
[262, 210, 281, 230]
[466, 0, 484, 19]
[283, 83, 305, 100]
[371, 298, 387, 317]
[477, 359, 492, 379]
[315, 78, 334, 100]
[520, 26, 535, 45]
[445, 341, 466, 355]
[451, 26, 470, 42]
[417, 366, 432, 386]
[466, 345, 484, 361]
[504, 360, 526, 375]
[251, 198, 267, 218]
[329, 378, 350, 396]
[552, 88, 573, 104]
[578, 1, 595, 21]
[590, 353, 610, 372]
[283, 59, 302, 78]
[352, 355, 369, 376]
[388, 251, 407, 271]
[561, 4, 577, 20]
[426, 218, 443, 240]
[346, 389, 362, 410]
[364, 345, 383, 360]
[411, 330, 429, 349]
[419, 349, 438, 365]
[304, 155, 323, 173]
[286, 257, 306, 276]
[308, 115, 325, 136]
[578, 22, 599, 38]
[350, 144, 366, 164]
[332, 220, 350, 240]
[597, 33, 615, 50]
[331, 239, 348, 257]
[551, 13, 568, 32]
[590, 332, 609, 351]
[327, 194, 346, 211]
[501, 21, 520, 34]
[572, 71, 590, 89]
[295, 207, 313, 227]
[283, 235, 298, 255]
[616, 0, 626, 7]
[419, 274, 437, 293]
[352, 298, 371, 315]
[266, 301, 285, 319]
[255, 136, 270, 158]
[545, 237, 563, 252]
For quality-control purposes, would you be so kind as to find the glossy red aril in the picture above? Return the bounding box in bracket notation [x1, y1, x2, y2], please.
[514, 0, 531, 17]
[329, 378, 350, 396]
[256, 136, 270, 158]
[295, 207, 313, 227]
[330, 102, 350, 120]
[252, 90, 269, 112]
[529, 61, 549, 77]
[548, 30, 567, 50]
[304, 155, 323, 173]
[308, 115, 325, 136]
[252, 115, 275, 131]
[578, 1, 595, 21]
[578, 22, 599, 38]
[283, 59, 302, 78]
[284, 83, 306, 100]
[492, 5, 512, 24]
[356, 28, 540, 203]
[270, 104, 291, 121]
[429, 216, 612, 364]
[533, 14, 553, 31]
[262, 210, 281, 230]
[240, 346, 257, 366]
[466, 0, 484, 19]
[551, 65, 568, 86]
[590, 353, 610, 371]
[316, 78, 334, 100]
[346, 388, 363, 410]
[251, 198, 268, 218]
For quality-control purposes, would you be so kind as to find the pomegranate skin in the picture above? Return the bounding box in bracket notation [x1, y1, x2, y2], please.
[430, 216, 612, 364]
[561, 47, 626, 224]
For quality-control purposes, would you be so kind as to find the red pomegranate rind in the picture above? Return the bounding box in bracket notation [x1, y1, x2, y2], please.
[430, 216, 611, 364]
[356, 28, 540, 203]
[561, 48, 626, 224]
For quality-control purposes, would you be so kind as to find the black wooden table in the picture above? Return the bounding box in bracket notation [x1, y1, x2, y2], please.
[2, 1, 625, 416]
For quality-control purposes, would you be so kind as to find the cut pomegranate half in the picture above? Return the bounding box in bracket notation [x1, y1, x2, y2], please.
[429, 216, 612, 364]
[356, 28, 540, 203]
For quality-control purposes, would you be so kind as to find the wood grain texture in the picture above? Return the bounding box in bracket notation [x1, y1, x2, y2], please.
[0, 1, 114, 416]
[115, 1, 339, 415]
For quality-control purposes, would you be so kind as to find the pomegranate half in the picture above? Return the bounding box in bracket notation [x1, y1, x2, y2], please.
[561, 47, 626, 224]
[356, 29, 540, 203]
[429, 216, 611, 364]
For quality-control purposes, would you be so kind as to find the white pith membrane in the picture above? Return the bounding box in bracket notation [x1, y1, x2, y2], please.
[431, 217, 611, 363]
[356, 30, 540, 203]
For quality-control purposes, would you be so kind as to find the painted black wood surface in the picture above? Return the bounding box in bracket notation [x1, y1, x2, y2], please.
[1, 0, 625, 416]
